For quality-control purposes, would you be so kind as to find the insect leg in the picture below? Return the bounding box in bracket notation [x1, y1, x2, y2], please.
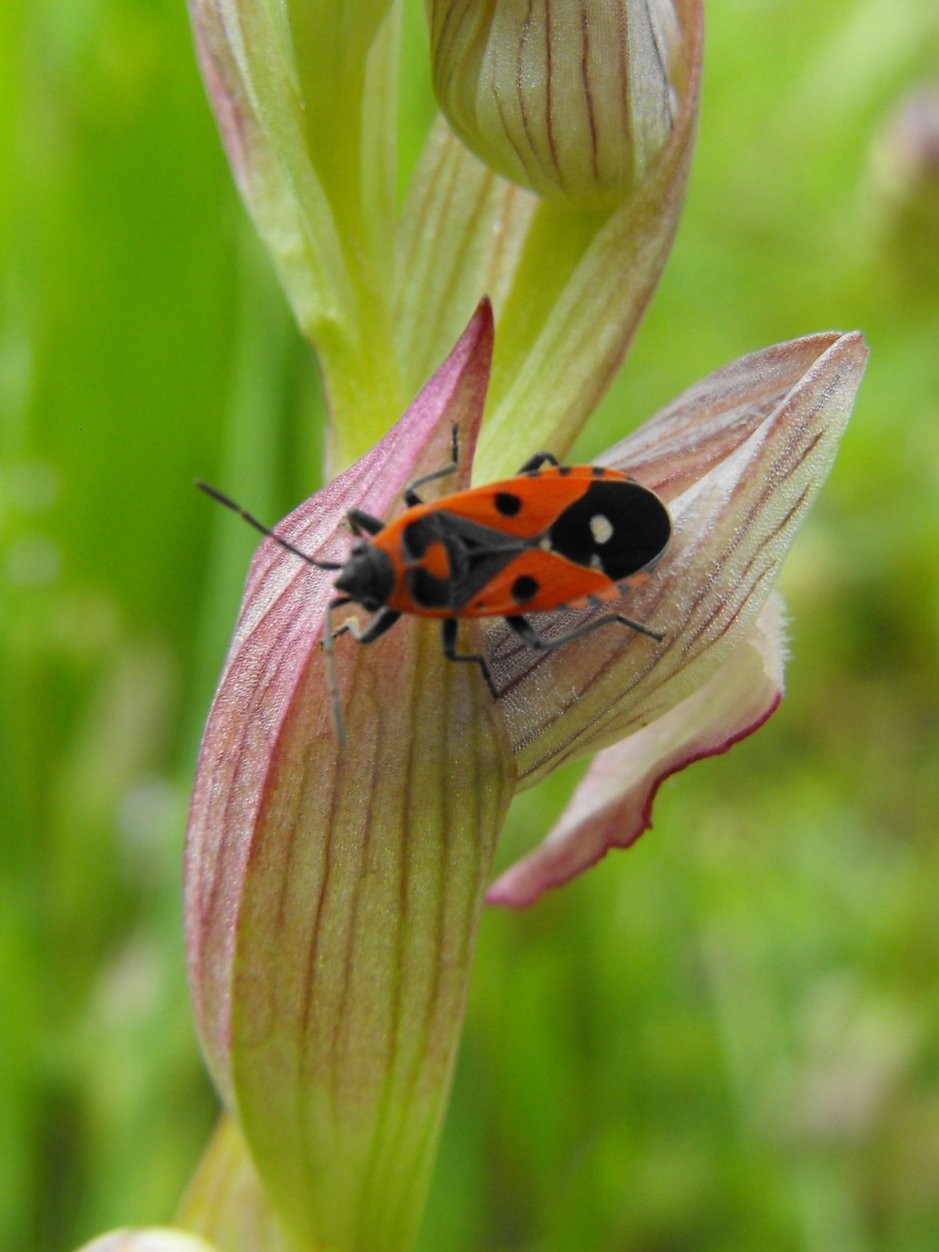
[332, 607, 402, 645]
[322, 598, 350, 745]
[516, 451, 560, 474]
[404, 424, 461, 506]
[321, 605, 403, 746]
[346, 508, 384, 537]
[504, 611, 665, 650]
[440, 618, 498, 698]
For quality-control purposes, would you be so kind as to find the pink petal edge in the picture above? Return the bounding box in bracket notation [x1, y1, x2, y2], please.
[186, 299, 494, 1091]
[487, 594, 786, 907]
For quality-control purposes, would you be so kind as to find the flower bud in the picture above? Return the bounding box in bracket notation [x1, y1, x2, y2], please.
[869, 82, 939, 289]
[428, 0, 688, 209]
[74, 1232, 218, 1252]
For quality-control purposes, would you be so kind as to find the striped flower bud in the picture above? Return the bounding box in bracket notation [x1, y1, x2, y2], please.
[870, 82, 939, 289]
[428, 0, 688, 209]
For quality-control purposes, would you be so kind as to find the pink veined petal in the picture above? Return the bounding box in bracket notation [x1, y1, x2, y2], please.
[487, 593, 786, 908]
[185, 300, 516, 1250]
[187, 299, 493, 1101]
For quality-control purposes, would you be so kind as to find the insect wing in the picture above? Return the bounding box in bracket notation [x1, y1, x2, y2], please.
[459, 547, 614, 616]
[434, 466, 624, 540]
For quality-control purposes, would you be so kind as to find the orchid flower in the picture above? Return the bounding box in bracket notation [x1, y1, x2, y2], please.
[177, 303, 865, 1250]
[74, 1, 869, 1249]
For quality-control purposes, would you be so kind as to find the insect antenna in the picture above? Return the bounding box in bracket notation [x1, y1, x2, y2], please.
[197, 480, 343, 571]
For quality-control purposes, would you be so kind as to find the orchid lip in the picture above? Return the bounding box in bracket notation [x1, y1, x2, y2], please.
[479, 330, 867, 906]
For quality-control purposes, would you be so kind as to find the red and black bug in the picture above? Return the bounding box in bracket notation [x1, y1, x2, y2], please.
[199, 427, 671, 742]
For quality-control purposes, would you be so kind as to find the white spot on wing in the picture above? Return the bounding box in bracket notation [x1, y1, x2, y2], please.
[590, 514, 614, 544]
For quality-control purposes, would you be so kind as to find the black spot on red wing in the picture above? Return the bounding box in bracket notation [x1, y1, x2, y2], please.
[495, 491, 522, 517]
[402, 515, 441, 560]
[591, 465, 605, 477]
[512, 575, 539, 603]
[558, 465, 572, 476]
[407, 566, 452, 609]
[408, 513, 524, 613]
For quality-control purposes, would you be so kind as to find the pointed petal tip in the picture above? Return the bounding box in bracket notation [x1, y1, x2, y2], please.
[464, 295, 494, 368]
[811, 330, 869, 399]
[826, 328, 869, 367]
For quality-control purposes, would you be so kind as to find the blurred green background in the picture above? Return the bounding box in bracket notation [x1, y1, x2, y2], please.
[3, 1, 939, 1249]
